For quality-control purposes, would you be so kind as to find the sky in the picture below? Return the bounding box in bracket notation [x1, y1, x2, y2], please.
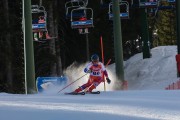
[0, 46, 180, 120]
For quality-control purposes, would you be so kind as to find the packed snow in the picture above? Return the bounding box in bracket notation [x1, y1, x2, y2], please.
[0, 46, 180, 120]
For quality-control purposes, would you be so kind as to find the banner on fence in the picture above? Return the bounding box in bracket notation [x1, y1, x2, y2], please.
[36, 77, 68, 92]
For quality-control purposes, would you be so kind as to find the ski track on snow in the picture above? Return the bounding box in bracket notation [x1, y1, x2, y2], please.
[0, 101, 179, 120]
[0, 93, 179, 120]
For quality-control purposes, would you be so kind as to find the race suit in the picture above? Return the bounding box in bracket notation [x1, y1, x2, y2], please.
[74, 62, 108, 92]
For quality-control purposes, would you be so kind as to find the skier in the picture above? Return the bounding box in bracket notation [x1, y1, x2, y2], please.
[78, 16, 88, 34]
[38, 16, 45, 23]
[73, 54, 111, 93]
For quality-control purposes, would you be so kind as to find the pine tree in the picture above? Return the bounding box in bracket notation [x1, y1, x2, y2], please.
[153, 2, 176, 47]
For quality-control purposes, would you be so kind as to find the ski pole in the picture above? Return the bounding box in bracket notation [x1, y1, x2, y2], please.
[57, 73, 88, 93]
[106, 59, 111, 66]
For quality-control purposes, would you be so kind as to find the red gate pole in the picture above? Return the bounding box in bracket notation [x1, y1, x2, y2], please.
[100, 36, 106, 91]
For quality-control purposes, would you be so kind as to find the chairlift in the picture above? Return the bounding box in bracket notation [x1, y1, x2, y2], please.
[65, 0, 87, 19]
[108, 1, 129, 20]
[167, 0, 176, 5]
[100, 0, 111, 9]
[31, 5, 56, 42]
[167, 0, 175, 3]
[139, 0, 159, 8]
[158, 0, 176, 10]
[32, 5, 47, 31]
[71, 7, 94, 34]
[33, 31, 55, 42]
[160, 0, 175, 4]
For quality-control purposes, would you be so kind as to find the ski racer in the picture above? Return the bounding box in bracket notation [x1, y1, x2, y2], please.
[73, 54, 111, 93]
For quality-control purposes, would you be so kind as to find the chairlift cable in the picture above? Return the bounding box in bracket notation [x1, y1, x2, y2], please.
[39, 0, 42, 7]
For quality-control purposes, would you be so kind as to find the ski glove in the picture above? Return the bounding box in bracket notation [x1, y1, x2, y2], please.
[106, 78, 111, 84]
[87, 69, 92, 73]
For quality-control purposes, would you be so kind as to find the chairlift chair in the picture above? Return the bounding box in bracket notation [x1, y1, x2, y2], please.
[158, 0, 176, 10]
[32, 5, 47, 32]
[65, 0, 87, 19]
[65, 0, 87, 8]
[167, 0, 175, 3]
[139, 0, 159, 8]
[71, 7, 94, 34]
[108, 1, 129, 20]
[32, 5, 40, 13]
[32, 5, 55, 42]
[167, 0, 176, 5]
[160, 0, 175, 3]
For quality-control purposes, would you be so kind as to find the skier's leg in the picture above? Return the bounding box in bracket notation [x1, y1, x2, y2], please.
[88, 82, 100, 92]
[88, 77, 102, 92]
[74, 87, 82, 93]
[74, 79, 92, 93]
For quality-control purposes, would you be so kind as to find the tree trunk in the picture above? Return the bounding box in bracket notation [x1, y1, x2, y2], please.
[48, 1, 58, 76]
[3, 0, 13, 92]
[55, 0, 63, 76]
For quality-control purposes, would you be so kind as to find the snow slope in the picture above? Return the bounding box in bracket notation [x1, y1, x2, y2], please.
[0, 90, 180, 120]
[64, 46, 178, 91]
[0, 46, 180, 120]
[124, 46, 178, 90]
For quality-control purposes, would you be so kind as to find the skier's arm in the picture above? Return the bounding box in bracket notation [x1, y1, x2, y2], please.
[103, 70, 108, 78]
[102, 63, 111, 84]
[103, 70, 111, 84]
[84, 63, 92, 73]
[101, 63, 108, 77]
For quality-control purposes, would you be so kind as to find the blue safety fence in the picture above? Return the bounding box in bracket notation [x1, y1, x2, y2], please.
[36, 76, 68, 92]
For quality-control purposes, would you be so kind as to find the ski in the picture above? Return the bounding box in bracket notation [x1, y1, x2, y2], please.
[86, 91, 100, 94]
[64, 91, 100, 95]
[64, 92, 85, 95]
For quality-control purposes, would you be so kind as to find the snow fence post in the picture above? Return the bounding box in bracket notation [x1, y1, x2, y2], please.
[122, 80, 128, 90]
[178, 80, 180, 89]
[175, 54, 180, 77]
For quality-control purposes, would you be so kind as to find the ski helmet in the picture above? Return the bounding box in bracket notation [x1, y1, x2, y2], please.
[91, 54, 99, 62]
